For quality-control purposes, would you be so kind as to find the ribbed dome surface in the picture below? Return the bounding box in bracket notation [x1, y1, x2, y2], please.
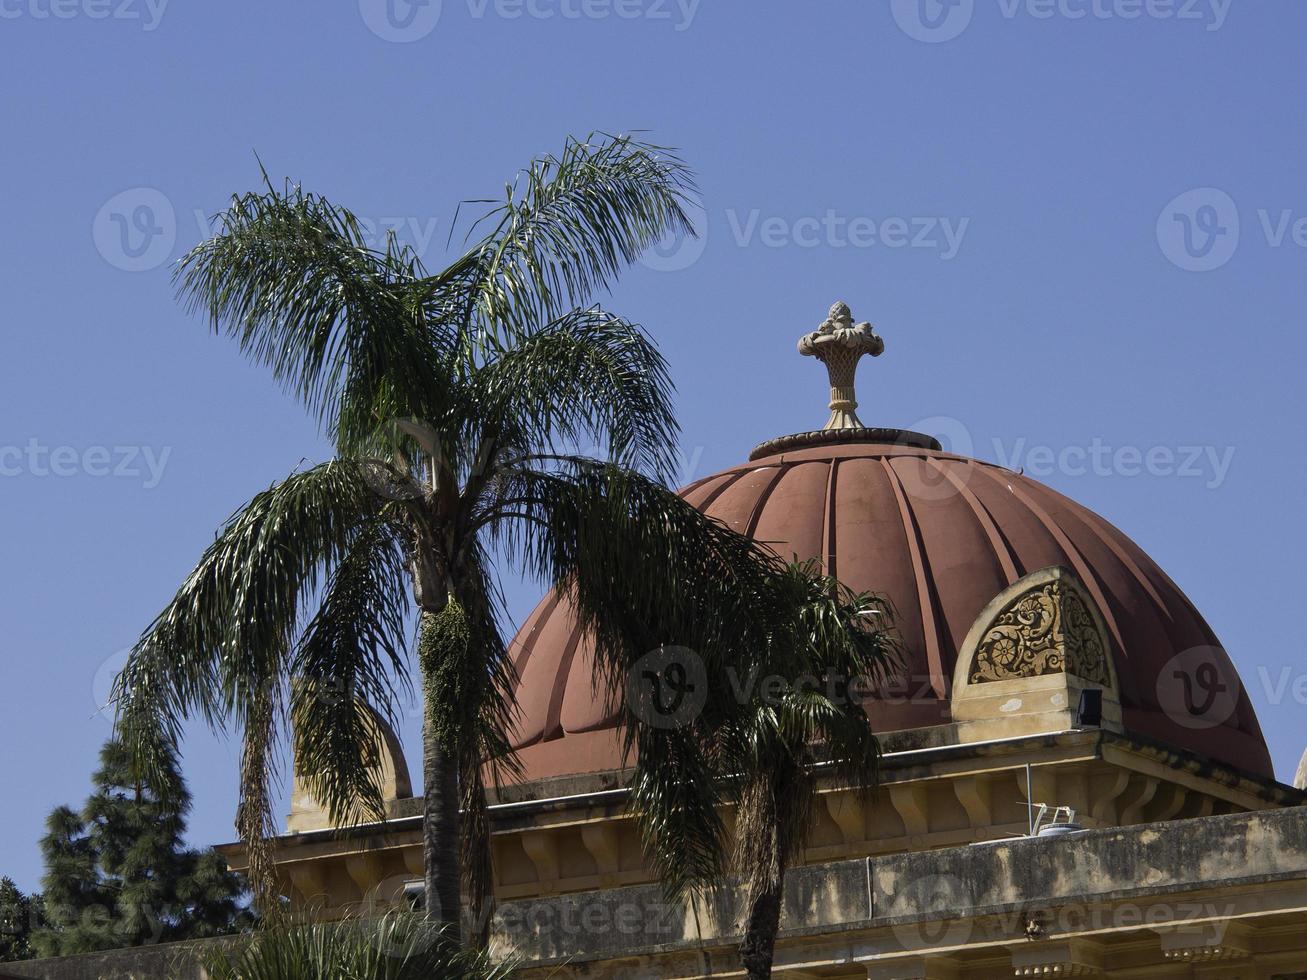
[507, 439, 1271, 780]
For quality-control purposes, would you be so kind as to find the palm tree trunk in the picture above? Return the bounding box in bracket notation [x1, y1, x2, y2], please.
[419, 608, 463, 940]
[236, 680, 281, 920]
[738, 885, 782, 980]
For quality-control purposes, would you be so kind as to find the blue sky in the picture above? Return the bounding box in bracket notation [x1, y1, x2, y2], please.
[1, 1, 1304, 892]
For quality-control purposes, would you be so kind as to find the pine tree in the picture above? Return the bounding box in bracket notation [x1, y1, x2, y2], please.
[33, 806, 111, 956]
[174, 849, 246, 939]
[0, 877, 45, 962]
[32, 738, 249, 956]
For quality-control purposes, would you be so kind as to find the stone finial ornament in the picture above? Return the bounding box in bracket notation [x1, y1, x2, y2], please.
[798, 301, 885, 429]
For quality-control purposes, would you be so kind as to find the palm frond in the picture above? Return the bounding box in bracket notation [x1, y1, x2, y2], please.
[488, 460, 790, 705]
[290, 520, 413, 828]
[429, 133, 697, 345]
[176, 179, 455, 452]
[113, 461, 389, 908]
[626, 725, 730, 896]
[202, 910, 516, 979]
[479, 460, 800, 894]
[717, 559, 901, 939]
[468, 306, 680, 480]
[115, 460, 385, 734]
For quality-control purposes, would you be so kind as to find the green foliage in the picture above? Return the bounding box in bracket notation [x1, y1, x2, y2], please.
[31, 739, 249, 957]
[202, 911, 514, 980]
[682, 559, 899, 979]
[722, 559, 898, 872]
[418, 599, 473, 753]
[112, 133, 701, 929]
[0, 877, 45, 962]
[110, 129, 897, 975]
[290, 514, 414, 832]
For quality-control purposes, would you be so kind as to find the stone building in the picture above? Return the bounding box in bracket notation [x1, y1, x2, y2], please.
[216, 303, 1307, 978]
[14, 303, 1307, 979]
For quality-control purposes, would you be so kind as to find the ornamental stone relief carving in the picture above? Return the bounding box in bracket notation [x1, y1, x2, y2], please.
[968, 577, 1111, 686]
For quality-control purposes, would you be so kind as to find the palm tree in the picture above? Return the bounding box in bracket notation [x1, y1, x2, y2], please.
[639, 560, 900, 980]
[201, 911, 515, 980]
[110, 132, 809, 943]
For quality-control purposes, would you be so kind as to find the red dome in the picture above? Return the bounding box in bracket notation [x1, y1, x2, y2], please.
[506, 436, 1271, 781]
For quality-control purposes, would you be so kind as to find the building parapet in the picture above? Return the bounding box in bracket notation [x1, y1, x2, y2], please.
[13, 804, 1307, 979]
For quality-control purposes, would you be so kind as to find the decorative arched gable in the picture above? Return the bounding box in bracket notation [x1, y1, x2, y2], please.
[951, 566, 1121, 744]
[961, 566, 1114, 688]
